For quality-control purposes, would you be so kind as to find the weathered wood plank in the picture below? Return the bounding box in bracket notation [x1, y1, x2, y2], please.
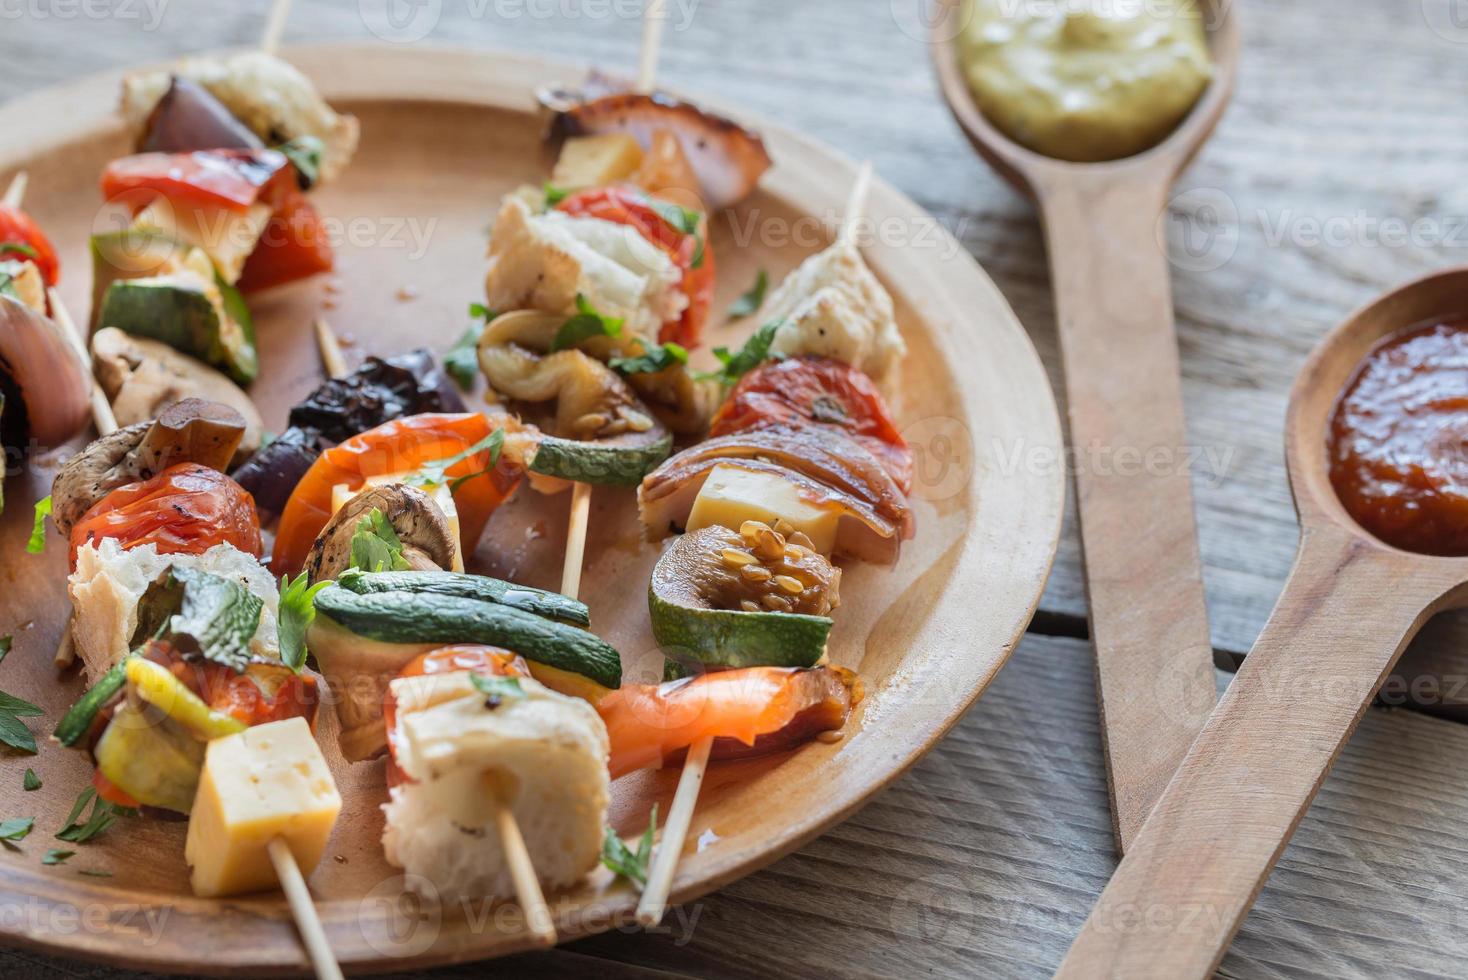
[12, 634, 1467, 979]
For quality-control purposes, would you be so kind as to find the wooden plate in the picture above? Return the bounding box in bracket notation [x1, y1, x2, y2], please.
[0, 44, 1063, 975]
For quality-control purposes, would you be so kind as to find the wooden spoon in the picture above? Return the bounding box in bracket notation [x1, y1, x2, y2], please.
[931, 1, 1240, 849]
[1056, 266, 1468, 977]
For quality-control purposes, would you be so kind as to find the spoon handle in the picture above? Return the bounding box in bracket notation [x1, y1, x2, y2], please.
[1056, 527, 1456, 978]
[1038, 173, 1216, 848]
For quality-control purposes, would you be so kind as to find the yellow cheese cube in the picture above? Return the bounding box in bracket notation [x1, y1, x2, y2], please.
[685, 463, 840, 555]
[550, 134, 644, 191]
[185, 717, 342, 898]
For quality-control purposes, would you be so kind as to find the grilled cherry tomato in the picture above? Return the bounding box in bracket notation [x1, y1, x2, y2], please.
[238, 188, 335, 292]
[101, 148, 292, 214]
[272, 413, 522, 576]
[0, 205, 60, 286]
[556, 185, 714, 349]
[69, 463, 263, 569]
[710, 356, 913, 492]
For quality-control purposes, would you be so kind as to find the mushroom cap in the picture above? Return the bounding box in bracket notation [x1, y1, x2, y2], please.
[91, 327, 264, 464]
[305, 483, 457, 584]
[50, 398, 248, 537]
[0, 293, 92, 453]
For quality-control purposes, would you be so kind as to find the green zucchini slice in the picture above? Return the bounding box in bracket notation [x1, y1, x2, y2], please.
[649, 524, 838, 674]
[335, 568, 590, 626]
[311, 585, 622, 689]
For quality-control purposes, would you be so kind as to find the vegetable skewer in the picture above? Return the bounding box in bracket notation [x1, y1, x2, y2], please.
[311, 321, 556, 947]
[555, 0, 675, 623]
[636, 161, 876, 925]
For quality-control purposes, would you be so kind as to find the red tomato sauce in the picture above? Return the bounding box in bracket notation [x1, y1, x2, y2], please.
[1329, 318, 1468, 555]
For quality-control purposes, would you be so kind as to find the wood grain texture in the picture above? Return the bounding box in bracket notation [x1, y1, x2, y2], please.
[13, 635, 1468, 979]
[930, 2, 1240, 851]
[6, 0, 1468, 976]
[1059, 267, 1468, 978]
[0, 37, 1062, 977]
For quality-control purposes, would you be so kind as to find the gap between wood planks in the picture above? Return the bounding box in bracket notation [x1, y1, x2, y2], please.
[1023, 611, 1468, 729]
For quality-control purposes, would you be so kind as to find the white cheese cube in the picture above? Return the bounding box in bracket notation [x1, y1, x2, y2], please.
[185, 717, 341, 898]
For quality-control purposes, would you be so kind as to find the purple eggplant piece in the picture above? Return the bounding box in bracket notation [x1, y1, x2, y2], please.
[140, 77, 263, 154]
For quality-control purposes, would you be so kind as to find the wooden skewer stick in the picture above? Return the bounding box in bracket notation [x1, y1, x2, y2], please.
[48, 290, 121, 669]
[260, 0, 292, 55]
[495, 794, 558, 946]
[636, 0, 668, 94]
[560, 482, 593, 598]
[313, 318, 349, 379]
[636, 160, 878, 926]
[267, 838, 344, 980]
[3, 171, 27, 209]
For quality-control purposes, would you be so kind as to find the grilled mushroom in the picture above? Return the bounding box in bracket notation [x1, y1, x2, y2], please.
[91, 328, 264, 465]
[540, 78, 771, 210]
[50, 398, 247, 536]
[304, 484, 457, 584]
[0, 294, 92, 459]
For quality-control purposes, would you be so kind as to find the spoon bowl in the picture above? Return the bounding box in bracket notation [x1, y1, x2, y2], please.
[1058, 267, 1468, 978]
[931, 0, 1239, 848]
[931, 0, 1240, 195]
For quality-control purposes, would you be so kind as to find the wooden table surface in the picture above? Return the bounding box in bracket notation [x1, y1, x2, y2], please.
[7, 0, 1468, 976]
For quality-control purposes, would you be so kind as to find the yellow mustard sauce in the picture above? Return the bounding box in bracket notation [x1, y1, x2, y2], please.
[957, 0, 1214, 162]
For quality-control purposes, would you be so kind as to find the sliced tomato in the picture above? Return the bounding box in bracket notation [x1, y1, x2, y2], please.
[0, 205, 60, 286]
[92, 769, 141, 808]
[598, 666, 857, 780]
[710, 356, 913, 492]
[101, 148, 291, 214]
[383, 645, 530, 786]
[238, 189, 335, 292]
[271, 413, 523, 577]
[556, 185, 714, 348]
[69, 463, 263, 570]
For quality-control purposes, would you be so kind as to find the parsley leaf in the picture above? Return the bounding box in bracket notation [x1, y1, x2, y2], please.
[599, 806, 658, 889]
[552, 294, 624, 351]
[0, 635, 9, 665]
[349, 509, 413, 574]
[0, 685, 43, 754]
[543, 183, 569, 207]
[647, 199, 706, 269]
[727, 269, 768, 319]
[610, 342, 688, 375]
[446, 303, 496, 391]
[56, 788, 132, 844]
[405, 428, 505, 494]
[27, 495, 51, 554]
[131, 568, 263, 673]
[78, 868, 113, 877]
[0, 241, 37, 260]
[694, 320, 784, 386]
[278, 572, 331, 673]
[0, 817, 34, 841]
[42, 849, 74, 865]
[276, 135, 324, 191]
[23, 769, 40, 792]
[469, 673, 525, 707]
